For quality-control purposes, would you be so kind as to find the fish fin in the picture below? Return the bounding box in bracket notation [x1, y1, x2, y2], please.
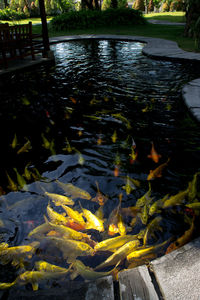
[31, 281, 39, 291]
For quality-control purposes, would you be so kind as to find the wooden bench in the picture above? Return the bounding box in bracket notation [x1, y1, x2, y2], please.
[0, 22, 44, 69]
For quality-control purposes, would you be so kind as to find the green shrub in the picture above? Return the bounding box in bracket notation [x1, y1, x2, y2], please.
[132, 0, 145, 11]
[162, 2, 169, 12]
[51, 8, 146, 30]
[0, 8, 26, 20]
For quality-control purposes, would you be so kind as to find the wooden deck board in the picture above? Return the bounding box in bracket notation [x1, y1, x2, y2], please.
[118, 265, 159, 300]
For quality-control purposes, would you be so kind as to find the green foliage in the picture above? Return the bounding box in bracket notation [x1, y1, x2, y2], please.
[162, 2, 170, 12]
[0, 7, 26, 20]
[132, 0, 145, 11]
[102, 0, 127, 10]
[51, 8, 146, 30]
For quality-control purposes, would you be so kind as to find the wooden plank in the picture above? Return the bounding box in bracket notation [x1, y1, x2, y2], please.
[118, 265, 159, 300]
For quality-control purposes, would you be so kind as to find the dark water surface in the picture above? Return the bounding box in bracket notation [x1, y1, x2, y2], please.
[0, 39, 200, 290]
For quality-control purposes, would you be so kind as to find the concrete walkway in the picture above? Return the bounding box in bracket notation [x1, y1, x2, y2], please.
[147, 19, 185, 26]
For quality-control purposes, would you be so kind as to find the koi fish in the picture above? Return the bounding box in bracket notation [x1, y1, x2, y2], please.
[44, 236, 94, 263]
[62, 138, 73, 152]
[23, 163, 32, 181]
[129, 148, 137, 164]
[114, 165, 120, 177]
[81, 205, 104, 232]
[61, 205, 86, 227]
[0, 269, 69, 291]
[17, 139, 32, 154]
[138, 204, 149, 225]
[147, 158, 170, 180]
[13, 168, 27, 190]
[35, 260, 70, 273]
[188, 172, 200, 202]
[163, 188, 189, 208]
[122, 176, 137, 195]
[6, 171, 18, 191]
[11, 133, 18, 149]
[94, 235, 139, 252]
[147, 142, 161, 163]
[149, 194, 169, 216]
[44, 191, 74, 206]
[136, 183, 152, 208]
[127, 240, 169, 263]
[28, 221, 51, 238]
[143, 216, 162, 246]
[112, 113, 132, 129]
[91, 181, 108, 206]
[41, 133, 51, 149]
[107, 194, 125, 236]
[111, 130, 117, 143]
[56, 180, 91, 200]
[46, 204, 69, 226]
[0, 241, 39, 267]
[95, 240, 140, 270]
[166, 218, 195, 254]
[71, 260, 116, 281]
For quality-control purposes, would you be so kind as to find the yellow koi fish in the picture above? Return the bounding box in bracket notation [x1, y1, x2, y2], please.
[6, 172, 18, 191]
[44, 236, 94, 263]
[149, 194, 169, 216]
[143, 216, 162, 246]
[41, 133, 51, 149]
[71, 260, 116, 281]
[95, 240, 140, 270]
[163, 188, 189, 208]
[61, 205, 86, 227]
[0, 241, 39, 267]
[147, 158, 170, 181]
[188, 172, 200, 202]
[112, 113, 132, 129]
[127, 240, 169, 263]
[122, 176, 137, 195]
[56, 180, 91, 200]
[81, 206, 104, 232]
[35, 260, 70, 273]
[23, 164, 32, 181]
[44, 191, 74, 206]
[111, 130, 117, 143]
[17, 139, 32, 154]
[46, 205, 69, 226]
[11, 133, 18, 149]
[28, 221, 51, 238]
[138, 204, 149, 225]
[13, 168, 27, 190]
[94, 235, 139, 252]
[136, 183, 152, 208]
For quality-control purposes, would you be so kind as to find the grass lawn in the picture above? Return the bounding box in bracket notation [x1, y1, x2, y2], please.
[32, 22, 198, 53]
[0, 17, 52, 25]
[144, 11, 186, 23]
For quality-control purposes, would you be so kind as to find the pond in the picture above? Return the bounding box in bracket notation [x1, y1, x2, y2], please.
[0, 39, 200, 292]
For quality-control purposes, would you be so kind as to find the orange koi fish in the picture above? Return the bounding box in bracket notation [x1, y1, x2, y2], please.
[147, 158, 170, 181]
[114, 165, 120, 177]
[92, 181, 108, 206]
[147, 142, 161, 163]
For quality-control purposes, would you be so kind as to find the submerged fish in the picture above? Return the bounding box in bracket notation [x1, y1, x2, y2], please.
[17, 139, 32, 155]
[44, 236, 94, 263]
[143, 216, 162, 246]
[95, 240, 140, 270]
[188, 172, 200, 202]
[136, 183, 152, 208]
[122, 176, 137, 195]
[6, 172, 18, 191]
[147, 158, 170, 181]
[56, 180, 91, 200]
[11, 134, 18, 149]
[46, 205, 69, 226]
[61, 205, 86, 227]
[111, 130, 117, 143]
[163, 188, 189, 208]
[94, 235, 139, 252]
[35, 260, 70, 273]
[81, 205, 104, 232]
[149, 194, 169, 216]
[13, 168, 27, 190]
[91, 181, 108, 206]
[111, 113, 132, 129]
[0, 241, 39, 267]
[147, 142, 161, 163]
[71, 260, 116, 281]
[44, 191, 74, 206]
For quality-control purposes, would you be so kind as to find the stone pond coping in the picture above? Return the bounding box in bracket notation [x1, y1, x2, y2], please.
[50, 34, 200, 123]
